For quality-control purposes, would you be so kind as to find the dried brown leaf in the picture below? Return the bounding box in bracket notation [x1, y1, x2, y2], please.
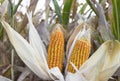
[36, 21, 50, 46]
[19, 15, 28, 33]
[71, 0, 78, 19]
[33, 11, 42, 26]
[28, 0, 38, 13]
[0, 42, 9, 66]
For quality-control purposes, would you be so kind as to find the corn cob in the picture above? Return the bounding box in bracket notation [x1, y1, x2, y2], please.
[67, 39, 91, 73]
[47, 27, 64, 71]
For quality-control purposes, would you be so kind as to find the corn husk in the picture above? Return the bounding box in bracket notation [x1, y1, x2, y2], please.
[1, 9, 120, 81]
[2, 16, 120, 81]
[66, 40, 120, 81]
[65, 23, 91, 74]
[1, 12, 64, 81]
[1, 19, 51, 80]
[66, 22, 120, 81]
[66, 23, 91, 58]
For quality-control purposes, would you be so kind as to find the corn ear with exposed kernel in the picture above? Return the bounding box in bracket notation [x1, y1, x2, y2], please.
[66, 24, 91, 73]
[67, 39, 91, 73]
[47, 24, 64, 71]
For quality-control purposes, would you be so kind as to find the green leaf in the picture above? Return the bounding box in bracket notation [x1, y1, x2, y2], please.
[8, 0, 13, 25]
[111, 0, 120, 41]
[0, 0, 4, 3]
[86, 0, 98, 16]
[62, 0, 73, 29]
[0, 22, 4, 40]
[79, 3, 88, 14]
[52, 0, 62, 23]
[13, 0, 22, 14]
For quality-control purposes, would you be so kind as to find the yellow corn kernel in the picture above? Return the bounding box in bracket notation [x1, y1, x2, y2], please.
[47, 28, 64, 71]
[67, 39, 91, 73]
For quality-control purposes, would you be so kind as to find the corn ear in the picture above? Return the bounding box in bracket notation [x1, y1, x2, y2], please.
[67, 39, 91, 73]
[47, 24, 64, 71]
[66, 23, 91, 57]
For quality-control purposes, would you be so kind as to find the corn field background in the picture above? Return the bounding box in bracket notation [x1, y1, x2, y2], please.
[0, 0, 120, 81]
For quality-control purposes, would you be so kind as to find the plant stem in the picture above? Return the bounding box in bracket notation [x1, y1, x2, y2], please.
[8, 0, 13, 25]
[11, 49, 14, 81]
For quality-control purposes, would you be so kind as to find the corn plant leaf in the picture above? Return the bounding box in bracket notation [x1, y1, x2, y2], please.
[28, 0, 38, 13]
[0, 0, 8, 18]
[84, 40, 120, 80]
[27, 12, 55, 79]
[95, 1, 111, 41]
[66, 40, 120, 81]
[62, 0, 73, 29]
[0, 75, 12, 81]
[79, 3, 88, 14]
[86, 0, 98, 16]
[71, 0, 78, 19]
[111, 0, 120, 41]
[0, 22, 4, 40]
[52, 0, 62, 23]
[0, 0, 4, 3]
[17, 67, 31, 81]
[36, 21, 50, 47]
[13, 0, 22, 14]
[1, 20, 51, 80]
